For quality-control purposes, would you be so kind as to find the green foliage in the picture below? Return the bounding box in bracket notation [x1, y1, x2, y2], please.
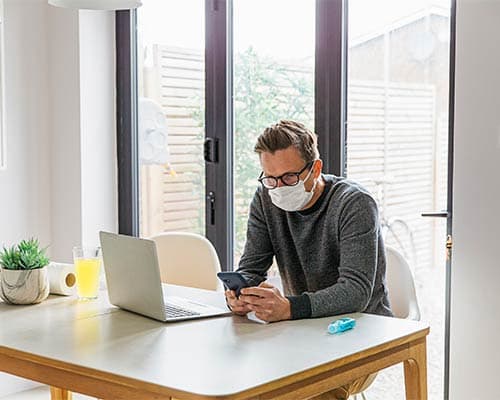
[0, 239, 50, 270]
[232, 47, 313, 255]
[190, 47, 313, 259]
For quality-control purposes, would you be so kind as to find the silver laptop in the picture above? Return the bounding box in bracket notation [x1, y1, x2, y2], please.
[99, 231, 231, 322]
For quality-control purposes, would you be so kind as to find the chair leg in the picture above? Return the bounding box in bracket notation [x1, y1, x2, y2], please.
[352, 391, 368, 400]
[50, 387, 72, 400]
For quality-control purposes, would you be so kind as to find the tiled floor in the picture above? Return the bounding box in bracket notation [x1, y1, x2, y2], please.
[0, 386, 93, 400]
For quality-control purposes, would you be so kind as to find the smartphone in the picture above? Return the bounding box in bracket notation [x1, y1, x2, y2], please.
[217, 272, 250, 297]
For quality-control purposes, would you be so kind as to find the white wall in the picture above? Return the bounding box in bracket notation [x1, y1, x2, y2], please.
[0, 0, 117, 396]
[0, 0, 51, 250]
[47, 4, 82, 262]
[79, 10, 117, 250]
[47, 7, 117, 263]
[450, 1, 500, 398]
[0, 0, 52, 394]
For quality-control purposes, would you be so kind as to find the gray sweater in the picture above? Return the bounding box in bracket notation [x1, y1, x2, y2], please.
[236, 174, 392, 319]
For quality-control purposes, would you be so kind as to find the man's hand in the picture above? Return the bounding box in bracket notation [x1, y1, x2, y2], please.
[239, 282, 291, 322]
[225, 290, 252, 316]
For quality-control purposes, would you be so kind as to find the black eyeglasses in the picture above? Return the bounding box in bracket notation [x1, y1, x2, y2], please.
[258, 161, 313, 189]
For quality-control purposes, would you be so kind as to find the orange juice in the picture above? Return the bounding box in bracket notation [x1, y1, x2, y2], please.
[75, 258, 100, 299]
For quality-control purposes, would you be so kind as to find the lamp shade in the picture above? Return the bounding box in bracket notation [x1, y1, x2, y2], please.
[48, 0, 142, 10]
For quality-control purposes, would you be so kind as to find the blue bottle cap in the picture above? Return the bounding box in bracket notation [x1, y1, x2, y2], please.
[328, 317, 356, 334]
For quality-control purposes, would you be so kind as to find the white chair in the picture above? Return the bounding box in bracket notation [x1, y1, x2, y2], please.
[150, 232, 222, 291]
[353, 246, 421, 400]
[384, 245, 421, 321]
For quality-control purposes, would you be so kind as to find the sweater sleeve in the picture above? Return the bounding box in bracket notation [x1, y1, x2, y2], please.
[235, 190, 274, 286]
[305, 192, 380, 317]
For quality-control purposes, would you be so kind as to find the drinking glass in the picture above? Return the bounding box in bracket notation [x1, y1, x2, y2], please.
[72, 246, 101, 300]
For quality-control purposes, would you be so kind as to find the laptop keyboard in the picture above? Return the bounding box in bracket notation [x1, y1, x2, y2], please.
[164, 303, 201, 318]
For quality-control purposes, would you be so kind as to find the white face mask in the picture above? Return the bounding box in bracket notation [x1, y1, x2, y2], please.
[268, 166, 317, 212]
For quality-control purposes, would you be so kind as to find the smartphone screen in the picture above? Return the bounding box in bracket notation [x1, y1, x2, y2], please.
[217, 272, 250, 297]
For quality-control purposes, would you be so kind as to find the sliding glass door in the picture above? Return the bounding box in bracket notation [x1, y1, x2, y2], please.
[117, 0, 340, 268]
[117, 5, 456, 396]
[346, 1, 452, 398]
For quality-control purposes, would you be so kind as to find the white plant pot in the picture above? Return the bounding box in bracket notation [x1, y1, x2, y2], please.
[0, 267, 50, 304]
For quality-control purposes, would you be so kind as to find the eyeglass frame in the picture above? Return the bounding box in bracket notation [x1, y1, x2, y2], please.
[257, 161, 314, 189]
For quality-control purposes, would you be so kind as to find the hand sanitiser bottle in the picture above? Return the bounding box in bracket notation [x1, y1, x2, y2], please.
[327, 317, 356, 334]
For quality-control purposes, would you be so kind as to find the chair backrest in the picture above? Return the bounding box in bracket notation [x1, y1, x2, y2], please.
[150, 232, 222, 291]
[385, 245, 421, 321]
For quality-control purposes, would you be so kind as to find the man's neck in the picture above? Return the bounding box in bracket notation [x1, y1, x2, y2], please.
[301, 176, 325, 211]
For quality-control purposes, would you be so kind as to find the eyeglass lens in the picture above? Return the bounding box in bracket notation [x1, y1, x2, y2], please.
[259, 161, 313, 189]
[261, 173, 300, 189]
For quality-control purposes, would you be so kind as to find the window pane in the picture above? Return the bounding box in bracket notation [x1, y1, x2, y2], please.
[233, 0, 315, 267]
[137, 0, 205, 238]
[346, 2, 451, 399]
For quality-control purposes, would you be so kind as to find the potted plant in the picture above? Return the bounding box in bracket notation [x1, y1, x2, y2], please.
[0, 239, 50, 304]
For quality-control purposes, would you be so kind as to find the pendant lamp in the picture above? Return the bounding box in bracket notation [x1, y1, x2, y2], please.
[48, 0, 142, 10]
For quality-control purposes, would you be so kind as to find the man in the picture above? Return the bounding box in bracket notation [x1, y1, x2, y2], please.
[225, 120, 392, 399]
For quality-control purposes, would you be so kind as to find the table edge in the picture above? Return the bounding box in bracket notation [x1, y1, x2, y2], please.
[0, 325, 429, 399]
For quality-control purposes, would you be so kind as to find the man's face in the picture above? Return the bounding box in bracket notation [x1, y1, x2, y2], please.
[259, 146, 316, 192]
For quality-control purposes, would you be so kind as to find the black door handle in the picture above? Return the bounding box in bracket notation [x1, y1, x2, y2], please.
[204, 138, 219, 163]
[206, 191, 216, 225]
[421, 211, 449, 218]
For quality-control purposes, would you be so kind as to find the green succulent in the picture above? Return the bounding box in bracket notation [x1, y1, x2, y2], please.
[0, 239, 50, 270]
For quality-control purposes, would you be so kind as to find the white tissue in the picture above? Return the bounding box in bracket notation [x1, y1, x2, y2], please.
[48, 262, 76, 296]
[246, 311, 269, 324]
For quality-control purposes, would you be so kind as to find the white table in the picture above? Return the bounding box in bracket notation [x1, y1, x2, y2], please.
[0, 285, 429, 400]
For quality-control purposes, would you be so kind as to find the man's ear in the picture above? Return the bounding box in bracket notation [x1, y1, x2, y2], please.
[313, 159, 323, 178]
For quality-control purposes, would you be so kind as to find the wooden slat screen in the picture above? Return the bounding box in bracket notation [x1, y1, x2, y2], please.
[140, 45, 205, 237]
[347, 81, 445, 271]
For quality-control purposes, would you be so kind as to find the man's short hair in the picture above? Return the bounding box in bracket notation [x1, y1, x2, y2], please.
[254, 120, 319, 163]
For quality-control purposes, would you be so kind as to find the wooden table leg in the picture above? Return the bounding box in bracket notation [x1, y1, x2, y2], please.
[50, 386, 72, 400]
[403, 337, 428, 400]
